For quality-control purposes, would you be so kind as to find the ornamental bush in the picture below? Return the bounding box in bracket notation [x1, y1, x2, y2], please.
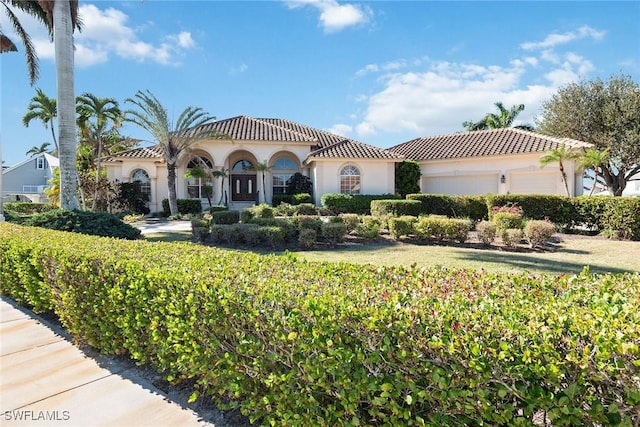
[24, 209, 141, 240]
[1, 223, 639, 426]
[212, 210, 240, 225]
[320, 222, 347, 246]
[524, 220, 556, 248]
[338, 213, 360, 232]
[370, 199, 422, 217]
[501, 228, 524, 247]
[321, 193, 401, 215]
[162, 198, 202, 216]
[388, 215, 416, 239]
[476, 221, 497, 245]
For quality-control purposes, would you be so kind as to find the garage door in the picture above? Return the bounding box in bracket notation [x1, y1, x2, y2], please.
[422, 174, 498, 195]
[509, 172, 557, 194]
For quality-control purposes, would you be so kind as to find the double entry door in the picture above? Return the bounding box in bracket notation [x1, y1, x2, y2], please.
[231, 174, 257, 202]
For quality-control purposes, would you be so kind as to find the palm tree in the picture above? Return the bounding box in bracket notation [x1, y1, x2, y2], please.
[1, 1, 50, 84]
[463, 102, 534, 131]
[76, 93, 122, 211]
[540, 145, 579, 197]
[26, 142, 52, 157]
[251, 160, 272, 204]
[213, 168, 228, 206]
[23, 88, 58, 153]
[125, 90, 216, 216]
[577, 148, 610, 196]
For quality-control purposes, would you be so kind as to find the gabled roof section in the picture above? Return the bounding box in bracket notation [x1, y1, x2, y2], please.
[102, 145, 164, 163]
[306, 139, 404, 161]
[3, 152, 59, 173]
[196, 116, 317, 142]
[388, 128, 592, 161]
[257, 118, 347, 148]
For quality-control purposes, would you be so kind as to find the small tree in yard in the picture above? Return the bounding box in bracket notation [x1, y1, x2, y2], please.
[395, 160, 421, 197]
[540, 144, 579, 197]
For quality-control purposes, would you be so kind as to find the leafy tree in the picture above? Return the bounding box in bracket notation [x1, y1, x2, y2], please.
[125, 89, 217, 216]
[76, 93, 122, 211]
[23, 88, 58, 153]
[395, 160, 421, 197]
[463, 102, 534, 131]
[25, 142, 52, 157]
[286, 172, 313, 197]
[537, 74, 640, 196]
[540, 145, 579, 197]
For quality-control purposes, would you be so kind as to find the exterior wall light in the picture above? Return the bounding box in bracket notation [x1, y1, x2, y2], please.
[500, 174, 506, 184]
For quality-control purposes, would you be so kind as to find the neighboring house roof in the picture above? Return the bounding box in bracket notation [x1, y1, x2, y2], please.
[388, 128, 592, 161]
[104, 116, 401, 162]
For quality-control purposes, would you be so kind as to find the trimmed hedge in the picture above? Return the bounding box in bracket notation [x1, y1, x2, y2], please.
[1, 223, 639, 426]
[161, 198, 203, 216]
[486, 195, 576, 230]
[4, 202, 55, 214]
[23, 209, 141, 240]
[321, 193, 401, 215]
[406, 194, 487, 221]
[370, 199, 422, 217]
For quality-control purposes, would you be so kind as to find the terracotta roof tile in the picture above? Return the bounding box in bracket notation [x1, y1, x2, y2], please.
[197, 116, 316, 142]
[307, 139, 404, 160]
[388, 128, 592, 161]
[103, 145, 163, 162]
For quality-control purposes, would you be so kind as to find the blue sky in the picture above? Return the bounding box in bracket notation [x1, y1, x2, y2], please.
[1, 1, 639, 166]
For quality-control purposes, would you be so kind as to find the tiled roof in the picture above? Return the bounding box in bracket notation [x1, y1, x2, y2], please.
[256, 118, 347, 148]
[388, 128, 592, 161]
[196, 116, 317, 142]
[103, 145, 164, 162]
[307, 139, 404, 161]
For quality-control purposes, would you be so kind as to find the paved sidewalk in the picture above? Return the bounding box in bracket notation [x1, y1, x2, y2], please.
[132, 219, 192, 235]
[0, 297, 216, 427]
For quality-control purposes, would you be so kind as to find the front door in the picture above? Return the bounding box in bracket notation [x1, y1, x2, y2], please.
[231, 175, 257, 201]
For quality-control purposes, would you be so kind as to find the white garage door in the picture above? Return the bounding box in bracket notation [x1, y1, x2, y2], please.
[422, 174, 498, 195]
[509, 172, 557, 194]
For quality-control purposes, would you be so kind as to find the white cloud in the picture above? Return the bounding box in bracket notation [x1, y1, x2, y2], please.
[229, 63, 248, 75]
[326, 123, 352, 136]
[286, 0, 371, 33]
[521, 25, 606, 50]
[353, 59, 562, 138]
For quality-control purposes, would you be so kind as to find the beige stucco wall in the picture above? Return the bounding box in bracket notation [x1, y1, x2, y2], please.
[309, 159, 397, 205]
[105, 160, 167, 213]
[418, 153, 583, 196]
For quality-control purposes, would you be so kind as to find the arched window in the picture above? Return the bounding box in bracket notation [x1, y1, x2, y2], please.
[131, 169, 151, 201]
[186, 157, 213, 199]
[272, 157, 298, 195]
[340, 165, 360, 195]
[232, 160, 253, 172]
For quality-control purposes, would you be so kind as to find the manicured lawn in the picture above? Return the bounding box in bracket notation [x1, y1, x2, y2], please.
[294, 234, 640, 275]
[145, 230, 639, 276]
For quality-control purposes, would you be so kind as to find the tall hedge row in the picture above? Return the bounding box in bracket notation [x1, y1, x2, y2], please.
[1, 223, 639, 426]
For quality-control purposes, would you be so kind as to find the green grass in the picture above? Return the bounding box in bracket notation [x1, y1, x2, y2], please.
[144, 231, 639, 276]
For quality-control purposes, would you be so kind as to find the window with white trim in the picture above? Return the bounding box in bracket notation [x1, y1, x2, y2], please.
[186, 157, 214, 199]
[36, 157, 45, 170]
[340, 165, 360, 195]
[132, 169, 151, 202]
[271, 157, 297, 195]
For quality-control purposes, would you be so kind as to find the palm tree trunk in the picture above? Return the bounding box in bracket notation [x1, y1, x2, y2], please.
[50, 124, 59, 154]
[54, 0, 78, 210]
[167, 163, 178, 215]
[91, 138, 103, 211]
[559, 162, 571, 197]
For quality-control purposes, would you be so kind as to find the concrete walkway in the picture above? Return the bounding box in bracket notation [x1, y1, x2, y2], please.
[132, 219, 192, 235]
[0, 297, 217, 427]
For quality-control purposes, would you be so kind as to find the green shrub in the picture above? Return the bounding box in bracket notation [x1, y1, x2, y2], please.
[1, 223, 639, 427]
[248, 217, 295, 240]
[271, 194, 293, 207]
[387, 215, 416, 239]
[486, 194, 576, 230]
[476, 221, 497, 245]
[212, 210, 240, 225]
[320, 222, 347, 245]
[291, 215, 322, 233]
[249, 203, 275, 219]
[162, 198, 202, 216]
[599, 197, 640, 240]
[208, 205, 229, 213]
[24, 209, 141, 239]
[524, 220, 556, 248]
[501, 228, 524, 247]
[297, 228, 316, 248]
[444, 218, 472, 243]
[415, 216, 471, 243]
[321, 193, 401, 215]
[4, 202, 54, 215]
[406, 193, 456, 216]
[492, 210, 524, 232]
[292, 193, 312, 205]
[395, 160, 421, 197]
[291, 203, 317, 216]
[338, 213, 360, 232]
[355, 216, 381, 238]
[370, 199, 422, 217]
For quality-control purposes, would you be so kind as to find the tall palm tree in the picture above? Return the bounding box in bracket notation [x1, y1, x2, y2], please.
[23, 88, 58, 153]
[213, 168, 228, 206]
[1, 0, 50, 84]
[26, 142, 52, 157]
[125, 90, 216, 216]
[577, 148, 610, 196]
[76, 92, 122, 211]
[540, 144, 578, 197]
[463, 102, 534, 131]
[28, 0, 81, 210]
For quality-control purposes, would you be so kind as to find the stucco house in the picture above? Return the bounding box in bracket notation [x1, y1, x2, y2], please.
[389, 128, 591, 197]
[104, 116, 403, 212]
[104, 117, 592, 213]
[1, 153, 58, 203]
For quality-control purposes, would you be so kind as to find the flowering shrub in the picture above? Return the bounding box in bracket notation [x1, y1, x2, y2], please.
[524, 220, 556, 248]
